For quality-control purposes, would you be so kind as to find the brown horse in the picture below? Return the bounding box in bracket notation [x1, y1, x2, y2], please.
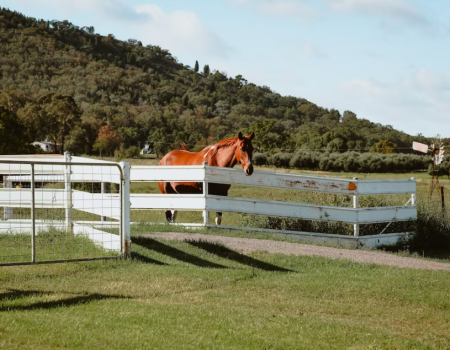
[158, 131, 255, 224]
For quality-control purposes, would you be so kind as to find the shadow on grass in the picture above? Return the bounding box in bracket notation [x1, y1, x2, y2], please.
[0, 289, 127, 312]
[132, 236, 227, 269]
[186, 240, 294, 272]
[131, 251, 167, 265]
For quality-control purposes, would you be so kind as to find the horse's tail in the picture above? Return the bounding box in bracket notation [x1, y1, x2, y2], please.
[180, 142, 190, 152]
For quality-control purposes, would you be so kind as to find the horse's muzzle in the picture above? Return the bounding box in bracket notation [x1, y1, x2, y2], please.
[245, 165, 254, 176]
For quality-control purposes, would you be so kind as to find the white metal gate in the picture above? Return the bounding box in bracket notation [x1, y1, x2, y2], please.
[0, 154, 130, 266]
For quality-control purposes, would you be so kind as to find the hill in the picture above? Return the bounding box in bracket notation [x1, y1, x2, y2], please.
[0, 7, 435, 172]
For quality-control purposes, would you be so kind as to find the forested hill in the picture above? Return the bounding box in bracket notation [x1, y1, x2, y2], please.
[0, 7, 428, 158]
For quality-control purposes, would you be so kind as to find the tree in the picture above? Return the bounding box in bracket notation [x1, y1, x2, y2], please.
[342, 111, 357, 123]
[18, 94, 81, 153]
[0, 106, 33, 154]
[370, 140, 397, 154]
[203, 64, 210, 76]
[93, 125, 120, 157]
[194, 60, 199, 73]
[0, 90, 28, 113]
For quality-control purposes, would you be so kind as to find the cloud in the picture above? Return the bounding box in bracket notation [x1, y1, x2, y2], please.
[328, 0, 429, 27]
[403, 69, 450, 92]
[133, 5, 232, 59]
[298, 42, 327, 58]
[228, 0, 316, 19]
[229, 0, 429, 27]
[339, 70, 450, 135]
[12, 0, 232, 59]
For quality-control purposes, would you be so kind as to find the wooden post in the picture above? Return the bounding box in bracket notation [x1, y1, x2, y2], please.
[441, 186, 445, 215]
[203, 161, 209, 226]
[353, 177, 359, 237]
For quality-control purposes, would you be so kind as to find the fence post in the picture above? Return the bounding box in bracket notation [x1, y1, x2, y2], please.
[411, 177, 416, 205]
[120, 162, 131, 258]
[31, 164, 36, 263]
[64, 151, 72, 232]
[101, 182, 106, 222]
[441, 186, 445, 215]
[353, 177, 359, 237]
[203, 161, 209, 226]
[3, 176, 13, 220]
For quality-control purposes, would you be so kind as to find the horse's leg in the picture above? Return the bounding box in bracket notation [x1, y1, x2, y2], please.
[210, 184, 230, 226]
[158, 181, 177, 223]
[171, 210, 178, 222]
[215, 212, 222, 225]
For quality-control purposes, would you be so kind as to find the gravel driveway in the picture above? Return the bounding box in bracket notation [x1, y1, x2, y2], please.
[147, 232, 450, 271]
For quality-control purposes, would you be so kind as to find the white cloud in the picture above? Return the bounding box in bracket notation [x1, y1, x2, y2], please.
[228, 0, 316, 19]
[403, 69, 450, 92]
[229, 0, 429, 27]
[339, 70, 450, 136]
[259, 1, 316, 18]
[133, 5, 232, 59]
[328, 0, 429, 26]
[298, 42, 327, 58]
[13, 0, 232, 59]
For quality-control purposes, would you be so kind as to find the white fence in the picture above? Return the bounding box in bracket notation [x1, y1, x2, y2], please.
[130, 163, 417, 248]
[0, 155, 417, 254]
[0, 154, 130, 265]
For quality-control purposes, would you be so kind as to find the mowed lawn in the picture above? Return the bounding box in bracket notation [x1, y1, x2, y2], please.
[1, 236, 450, 350]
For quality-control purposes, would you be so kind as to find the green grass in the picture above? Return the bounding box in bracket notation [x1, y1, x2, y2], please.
[0, 238, 449, 349]
[0, 228, 118, 264]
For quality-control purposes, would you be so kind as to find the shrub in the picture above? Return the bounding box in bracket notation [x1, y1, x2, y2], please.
[125, 145, 141, 158]
[252, 152, 267, 166]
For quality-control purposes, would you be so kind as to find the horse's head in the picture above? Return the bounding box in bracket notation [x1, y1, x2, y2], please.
[236, 131, 255, 176]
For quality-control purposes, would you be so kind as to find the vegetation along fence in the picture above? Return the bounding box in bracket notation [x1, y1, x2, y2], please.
[0, 154, 131, 266]
[131, 163, 417, 249]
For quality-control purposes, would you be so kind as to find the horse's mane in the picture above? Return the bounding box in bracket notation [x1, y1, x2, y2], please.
[210, 137, 239, 159]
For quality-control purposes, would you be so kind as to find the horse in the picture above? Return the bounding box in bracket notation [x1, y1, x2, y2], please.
[158, 131, 255, 224]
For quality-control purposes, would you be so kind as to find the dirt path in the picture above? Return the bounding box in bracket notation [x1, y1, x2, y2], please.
[147, 232, 450, 271]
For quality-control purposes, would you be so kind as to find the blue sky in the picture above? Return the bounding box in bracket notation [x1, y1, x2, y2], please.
[4, 0, 450, 137]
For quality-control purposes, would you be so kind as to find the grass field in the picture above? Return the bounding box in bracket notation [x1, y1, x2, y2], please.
[1, 156, 449, 348]
[1, 237, 450, 349]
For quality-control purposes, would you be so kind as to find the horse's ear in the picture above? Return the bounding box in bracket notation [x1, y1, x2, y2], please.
[238, 131, 244, 140]
[249, 132, 255, 140]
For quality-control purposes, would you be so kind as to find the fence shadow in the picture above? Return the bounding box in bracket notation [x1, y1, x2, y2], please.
[186, 240, 294, 272]
[131, 251, 167, 265]
[0, 289, 127, 312]
[132, 236, 227, 269]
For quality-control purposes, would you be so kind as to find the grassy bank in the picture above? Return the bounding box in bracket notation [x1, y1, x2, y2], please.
[1, 237, 450, 349]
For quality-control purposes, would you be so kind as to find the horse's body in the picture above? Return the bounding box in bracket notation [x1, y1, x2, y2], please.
[158, 132, 254, 224]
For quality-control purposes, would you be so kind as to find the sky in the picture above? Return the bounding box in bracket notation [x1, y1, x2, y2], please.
[3, 0, 450, 137]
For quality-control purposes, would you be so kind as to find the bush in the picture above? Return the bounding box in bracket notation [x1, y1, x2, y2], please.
[252, 152, 267, 166]
[266, 151, 430, 173]
[267, 152, 291, 168]
[125, 145, 141, 158]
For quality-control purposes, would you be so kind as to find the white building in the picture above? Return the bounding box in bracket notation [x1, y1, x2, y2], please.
[31, 141, 53, 152]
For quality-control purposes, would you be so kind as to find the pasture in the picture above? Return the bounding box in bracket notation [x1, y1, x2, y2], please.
[1, 156, 450, 349]
[1, 236, 450, 350]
